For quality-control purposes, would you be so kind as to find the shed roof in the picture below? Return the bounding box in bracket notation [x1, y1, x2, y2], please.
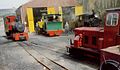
[23, 0, 78, 7]
[106, 8, 120, 12]
[74, 27, 104, 32]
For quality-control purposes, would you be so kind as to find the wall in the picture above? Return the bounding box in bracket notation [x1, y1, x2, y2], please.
[77, 0, 120, 14]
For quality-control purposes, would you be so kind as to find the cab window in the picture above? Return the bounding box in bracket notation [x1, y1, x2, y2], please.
[106, 13, 119, 26]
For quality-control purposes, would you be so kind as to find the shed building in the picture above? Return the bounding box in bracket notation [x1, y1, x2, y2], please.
[16, 0, 79, 32]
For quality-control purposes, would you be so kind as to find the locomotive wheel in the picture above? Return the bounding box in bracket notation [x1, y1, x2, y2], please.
[6, 32, 10, 36]
[6, 30, 12, 37]
[99, 60, 120, 70]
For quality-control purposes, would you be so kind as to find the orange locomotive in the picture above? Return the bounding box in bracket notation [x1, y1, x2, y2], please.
[4, 16, 28, 41]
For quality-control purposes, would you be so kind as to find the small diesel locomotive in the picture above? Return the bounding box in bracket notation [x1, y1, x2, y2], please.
[66, 8, 120, 69]
[4, 15, 28, 41]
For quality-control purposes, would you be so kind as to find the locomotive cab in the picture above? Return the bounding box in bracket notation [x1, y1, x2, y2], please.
[4, 16, 16, 36]
[104, 9, 120, 48]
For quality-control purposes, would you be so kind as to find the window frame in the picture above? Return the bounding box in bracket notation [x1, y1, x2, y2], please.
[106, 13, 119, 26]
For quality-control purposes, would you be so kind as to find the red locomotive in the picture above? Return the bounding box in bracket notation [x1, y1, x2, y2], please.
[4, 15, 28, 41]
[67, 8, 120, 69]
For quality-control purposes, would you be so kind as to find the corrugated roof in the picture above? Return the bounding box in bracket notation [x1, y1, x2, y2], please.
[75, 27, 104, 32]
[106, 8, 120, 12]
[23, 0, 77, 7]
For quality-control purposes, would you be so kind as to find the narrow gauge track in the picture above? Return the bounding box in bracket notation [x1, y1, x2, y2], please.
[17, 41, 68, 70]
[29, 40, 68, 55]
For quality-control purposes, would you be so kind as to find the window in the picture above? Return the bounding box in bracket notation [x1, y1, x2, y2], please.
[106, 13, 119, 26]
[83, 36, 88, 44]
[92, 36, 97, 45]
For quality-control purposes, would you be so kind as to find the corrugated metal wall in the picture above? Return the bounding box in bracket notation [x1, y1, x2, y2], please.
[77, 0, 120, 13]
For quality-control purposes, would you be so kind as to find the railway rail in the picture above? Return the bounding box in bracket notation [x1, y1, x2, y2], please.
[30, 41, 68, 55]
[17, 41, 68, 70]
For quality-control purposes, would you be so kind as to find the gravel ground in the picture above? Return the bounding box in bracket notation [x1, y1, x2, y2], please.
[0, 37, 47, 70]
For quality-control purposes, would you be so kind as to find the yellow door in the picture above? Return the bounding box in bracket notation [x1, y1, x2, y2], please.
[47, 7, 56, 14]
[59, 6, 63, 29]
[75, 6, 83, 16]
[26, 8, 35, 33]
[59, 6, 62, 15]
[59, 6, 63, 21]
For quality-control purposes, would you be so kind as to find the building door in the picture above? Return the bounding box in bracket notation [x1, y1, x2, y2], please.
[33, 7, 47, 27]
[26, 8, 35, 33]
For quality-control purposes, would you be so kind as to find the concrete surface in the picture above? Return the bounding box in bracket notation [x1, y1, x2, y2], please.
[0, 37, 47, 70]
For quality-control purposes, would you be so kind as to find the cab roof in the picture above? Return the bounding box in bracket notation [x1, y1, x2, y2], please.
[106, 8, 120, 12]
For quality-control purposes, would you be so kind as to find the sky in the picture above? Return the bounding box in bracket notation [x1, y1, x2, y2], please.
[0, 0, 31, 9]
